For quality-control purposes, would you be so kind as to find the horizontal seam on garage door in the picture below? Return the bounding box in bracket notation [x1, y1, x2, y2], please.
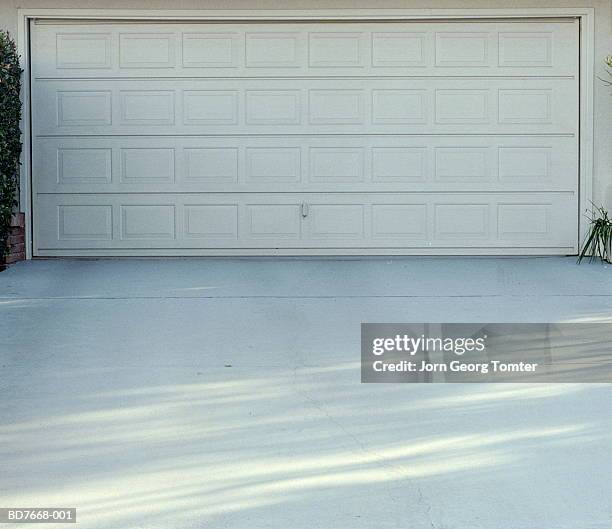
[34, 76, 578, 80]
[35, 191, 578, 195]
[34, 133, 577, 138]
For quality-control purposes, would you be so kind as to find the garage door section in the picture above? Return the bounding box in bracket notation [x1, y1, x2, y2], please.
[31, 19, 579, 255]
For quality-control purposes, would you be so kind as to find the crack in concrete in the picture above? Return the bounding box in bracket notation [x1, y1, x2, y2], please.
[292, 366, 434, 528]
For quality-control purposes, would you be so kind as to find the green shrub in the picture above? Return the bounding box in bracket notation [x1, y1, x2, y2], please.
[0, 31, 22, 257]
[603, 55, 612, 86]
[578, 204, 612, 263]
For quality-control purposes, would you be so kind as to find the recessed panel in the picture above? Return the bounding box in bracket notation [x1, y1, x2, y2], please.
[248, 205, 300, 238]
[246, 33, 300, 68]
[182, 33, 237, 68]
[498, 147, 551, 180]
[309, 33, 365, 67]
[246, 148, 301, 181]
[183, 91, 238, 125]
[435, 204, 489, 239]
[120, 91, 175, 125]
[498, 33, 553, 67]
[372, 90, 427, 124]
[120, 33, 174, 68]
[372, 33, 426, 67]
[372, 205, 427, 238]
[56, 33, 111, 69]
[435, 33, 489, 67]
[58, 205, 112, 240]
[372, 148, 427, 181]
[120, 149, 175, 183]
[498, 204, 550, 238]
[246, 91, 301, 124]
[184, 205, 238, 238]
[57, 91, 112, 126]
[435, 90, 489, 124]
[184, 148, 238, 181]
[309, 90, 364, 124]
[58, 148, 112, 184]
[498, 89, 552, 124]
[121, 205, 175, 239]
[309, 205, 364, 238]
[309, 148, 363, 181]
[435, 148, 488, 179]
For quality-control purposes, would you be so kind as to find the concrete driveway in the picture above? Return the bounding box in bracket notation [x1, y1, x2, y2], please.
[1, 257, 611, 529]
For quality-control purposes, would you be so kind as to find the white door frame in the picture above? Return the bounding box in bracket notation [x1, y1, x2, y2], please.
[17, 7, 595, 259]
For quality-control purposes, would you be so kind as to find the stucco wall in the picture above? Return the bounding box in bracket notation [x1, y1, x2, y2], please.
[1, 0, 610, 209]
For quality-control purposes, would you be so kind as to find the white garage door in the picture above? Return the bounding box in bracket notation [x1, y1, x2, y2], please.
[31, 19, 579, 256]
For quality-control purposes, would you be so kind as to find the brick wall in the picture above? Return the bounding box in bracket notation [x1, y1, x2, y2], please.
[2, 213, 25, 267]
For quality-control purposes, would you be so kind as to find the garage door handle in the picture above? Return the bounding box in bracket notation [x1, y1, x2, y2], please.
[301, 202, 309, 218]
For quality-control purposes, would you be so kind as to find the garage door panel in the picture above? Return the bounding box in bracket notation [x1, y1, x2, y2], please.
[34, 193, 577, 252]
[34, 136, 578, 194]
[31, 19, 579, 256]
[32, 21, 577, 78]
[33, 78, 577, 136]
[246, 204, 302, 240]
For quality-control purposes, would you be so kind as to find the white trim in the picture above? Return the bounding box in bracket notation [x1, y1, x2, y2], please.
[578, 11, 595, 247]
[17, 7, 596, 258]
[17, 14, 33, 259]
[15, 7, 596, 20]
[36, 248, 575, 257]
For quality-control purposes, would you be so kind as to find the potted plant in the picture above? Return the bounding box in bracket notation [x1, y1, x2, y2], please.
[578, 204, 612, 264]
